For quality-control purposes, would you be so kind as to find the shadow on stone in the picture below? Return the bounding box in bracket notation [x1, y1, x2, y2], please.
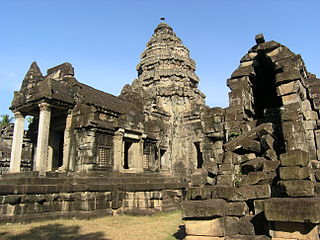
[1, 223, 108, 240]
[172, 224, 186, 240]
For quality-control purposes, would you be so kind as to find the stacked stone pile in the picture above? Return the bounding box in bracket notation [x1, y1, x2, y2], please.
[182, 123, 281, 239]
[277, 149, 314, 197]
[263, 149, 319, 240]
[181, 34, 320, 239]
[182, 185, 271, 239]
[182, 148, 320, 239]
[203, 122, 279, 188]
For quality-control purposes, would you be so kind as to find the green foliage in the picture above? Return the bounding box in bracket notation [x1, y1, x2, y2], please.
[0, 114, 13, 128]
[228, 131, 240, 140]
[26, 116, 33, 124]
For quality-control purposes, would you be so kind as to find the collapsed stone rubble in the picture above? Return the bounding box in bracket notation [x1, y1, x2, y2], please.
[182, 33, 320, 240]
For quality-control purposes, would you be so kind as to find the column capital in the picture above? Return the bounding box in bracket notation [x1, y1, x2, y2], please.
[38, 102, 51, 111]
[13, 111, 24, 119]
[115, 128, 125, 136]
[141, 133, 147, 139]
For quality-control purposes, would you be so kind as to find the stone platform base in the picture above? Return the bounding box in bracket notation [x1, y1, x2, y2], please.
[0, 171, 187, 223]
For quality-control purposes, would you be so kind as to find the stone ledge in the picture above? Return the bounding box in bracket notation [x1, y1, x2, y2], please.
[264, 198, 320, 223]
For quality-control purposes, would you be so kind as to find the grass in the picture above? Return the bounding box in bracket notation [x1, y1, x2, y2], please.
[0, 211, 185, 240]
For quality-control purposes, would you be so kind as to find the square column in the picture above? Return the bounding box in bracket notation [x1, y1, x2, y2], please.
[113, 128, 124, 171]
[9, 112, 25, 173]
[35, 103, 51, 175]
[60, 111, 72, 172]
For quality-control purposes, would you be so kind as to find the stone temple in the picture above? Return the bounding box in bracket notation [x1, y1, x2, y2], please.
[1, 22, 320, 239]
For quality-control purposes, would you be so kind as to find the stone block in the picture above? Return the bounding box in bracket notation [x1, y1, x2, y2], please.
[225, 236, 270, 240]
[184, 236, 225, 240]
[218, 164, 234, 174]
[275, 70, 301, 85]
[204, 161, 218, 175]
[258, 40, 281, 51]
[238, 215, 255, 235]
[314, 182, 320, 196]
[225, 107, 243, 122]
[269, 221, 319, 240]
[304, 120, 317, 130]
[227, 76, 252, 91]
[217, 175, 234, 186]
[280, 149, 309, 167]
[240, 52, 257, 62]
[237, 153, 256, 164]
[308, 85, 320, 99]
[276, 80, 302, 96]
[254, 200, 265, 215]
[241, 157, 265, 173]
[313, 99, 320, 110]
[222, 152, 240, 164]
[224, 123, 274, 153]
[185, 217, 238, 237]
[279, 166, 311, 180]
[264, 198, 320, 223]
[228, 185, 271, 201]
[0, 185, 15, 194]
[280, 103, 302, 121]
[210, 185, 270, 201]
[187, 187, 212, 200]
[182, 199, 226, 219]
[281, 93, 300, 105]
[315, 169, 320, 181]
[231, 66, 255, 79]
[263, 160, 280, 172]
[239, 172, 276, 186]
[303, 110, 318, 120]
[226, 202, 248, 216]
[260, 134, 275, 151]
[278, 180, 314, 197]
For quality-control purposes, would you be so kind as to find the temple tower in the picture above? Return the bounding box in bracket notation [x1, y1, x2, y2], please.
[123, 22, 206, 174]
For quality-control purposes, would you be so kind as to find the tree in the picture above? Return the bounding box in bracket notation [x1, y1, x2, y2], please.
[0, 114, 14, 128]
[26, 116, 33, 124]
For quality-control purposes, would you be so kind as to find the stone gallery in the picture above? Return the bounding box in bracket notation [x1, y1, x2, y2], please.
[1, 22, 320, 239]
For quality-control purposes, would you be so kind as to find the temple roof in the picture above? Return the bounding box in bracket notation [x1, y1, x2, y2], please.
[136, 22, 199, 84]
[11, 63, 126, 115]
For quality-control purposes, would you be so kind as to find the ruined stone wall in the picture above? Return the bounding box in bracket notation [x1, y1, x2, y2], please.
[181, 35, 320, 240]
[0, 124, 33, 174]
[227, 36, 320, 159]
[182, 148, 319, 239]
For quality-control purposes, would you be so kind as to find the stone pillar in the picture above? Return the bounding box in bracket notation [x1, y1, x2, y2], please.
[9, 112, 25, 173]
[128, 141, 141, 172]
[138, 134, 147, 172]
[35, 103, 51, 175]
[113, 128, 124, 171]
[60, 111, 72, 172]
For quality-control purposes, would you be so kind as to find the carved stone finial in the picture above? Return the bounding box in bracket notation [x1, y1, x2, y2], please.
[160, 17, 165, 22]
[255, 33, 265, 44]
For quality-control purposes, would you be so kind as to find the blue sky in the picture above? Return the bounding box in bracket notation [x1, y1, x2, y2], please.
[1, 0, 319, 117]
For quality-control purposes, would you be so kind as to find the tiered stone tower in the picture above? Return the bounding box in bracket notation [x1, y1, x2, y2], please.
[121, 22, 206, 174]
